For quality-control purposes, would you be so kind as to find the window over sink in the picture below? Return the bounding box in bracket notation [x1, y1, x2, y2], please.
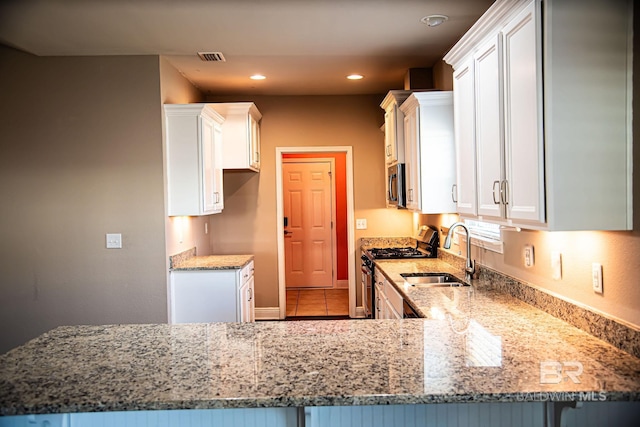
[456, 219, 503, 254]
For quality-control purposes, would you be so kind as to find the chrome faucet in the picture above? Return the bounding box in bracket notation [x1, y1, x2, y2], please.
[443, 222, 475, 282]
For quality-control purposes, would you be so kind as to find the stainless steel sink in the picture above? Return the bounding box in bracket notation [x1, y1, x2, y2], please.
[400, 273, 469, 288]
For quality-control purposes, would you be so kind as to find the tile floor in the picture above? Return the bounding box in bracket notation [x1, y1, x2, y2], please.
[286, 288, 349, 318]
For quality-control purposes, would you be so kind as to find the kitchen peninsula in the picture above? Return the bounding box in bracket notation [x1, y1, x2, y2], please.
[2, 257, 640, 425]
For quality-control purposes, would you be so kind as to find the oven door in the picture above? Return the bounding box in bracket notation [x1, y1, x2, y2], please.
[361, 257, 374, 318]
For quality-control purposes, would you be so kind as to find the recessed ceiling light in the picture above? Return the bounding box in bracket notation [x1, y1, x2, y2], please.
[347, 74, 364, 80]
[420, 14, 449, 27]
[250, 74, 266, 80]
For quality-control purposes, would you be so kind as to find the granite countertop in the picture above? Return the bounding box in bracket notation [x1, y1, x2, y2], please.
[2, 260, 640, 416]
[171, 254, 254, 271]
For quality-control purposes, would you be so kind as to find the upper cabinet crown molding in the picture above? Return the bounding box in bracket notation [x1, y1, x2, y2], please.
[210, 102, 262, 172]
[445, 0, 633, 231]
[443, 0, 530, 67]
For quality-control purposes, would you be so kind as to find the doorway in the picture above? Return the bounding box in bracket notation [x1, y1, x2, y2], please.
[282, 158, 336, 289]
[275, 147, 356, 319]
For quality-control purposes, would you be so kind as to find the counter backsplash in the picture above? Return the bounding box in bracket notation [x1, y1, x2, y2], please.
[169, 247, 197, 269]
[438, 249, 640, 359]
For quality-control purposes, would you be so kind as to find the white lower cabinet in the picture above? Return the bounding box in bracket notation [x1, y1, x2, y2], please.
[374, 276, 402, 320]
[170, 261, 255, 323]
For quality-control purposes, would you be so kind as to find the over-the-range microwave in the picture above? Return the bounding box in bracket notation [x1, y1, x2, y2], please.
[387, 163, 406, 208]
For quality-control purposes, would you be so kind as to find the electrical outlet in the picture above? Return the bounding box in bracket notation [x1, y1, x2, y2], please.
[551, 251, 562, 280]
[106, 233, 122, 249]
[592, 263, 603, 294]
[523, 244, 534, 268]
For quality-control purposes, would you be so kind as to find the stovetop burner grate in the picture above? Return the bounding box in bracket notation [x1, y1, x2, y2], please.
[367, 247, 431, 259]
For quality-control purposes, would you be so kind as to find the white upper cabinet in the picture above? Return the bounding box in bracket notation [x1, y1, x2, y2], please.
[164, 104, 225, 216]
[210, 103, 262, 171]
[452, 59, 478, 216]
[380, 90, 412, 165]
[400, 92, 457, 214]
[444, 0, 633, 231]
[474, 34, 505, 220]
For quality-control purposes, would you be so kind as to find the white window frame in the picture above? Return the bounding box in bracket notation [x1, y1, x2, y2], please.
[456, 219, 504, 254]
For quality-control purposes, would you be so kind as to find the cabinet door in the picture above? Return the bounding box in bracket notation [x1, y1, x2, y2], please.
[249, 114, 261, 170]
[474, 35, 504, 219]
[403, 109, 420, 211]
[374, 281, 385, 319]
[383, 279, 403, 320]
[502, 1, 544, 223]
[452, 60, 477, 216]
[212, 119, 224, 212]
[200, 115, 219, 214]
[170, 270, 237, 323]
[385, 298, 401, 320]
[383, 108, 397, 165]
[239, 275, 255, 322]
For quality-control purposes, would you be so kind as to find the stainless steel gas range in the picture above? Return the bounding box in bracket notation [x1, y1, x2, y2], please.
[361, 225, 440, 318]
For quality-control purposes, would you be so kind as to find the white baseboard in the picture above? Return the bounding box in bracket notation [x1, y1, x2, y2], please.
[255, 307, 281, 320]
[336, 279, 349, 289]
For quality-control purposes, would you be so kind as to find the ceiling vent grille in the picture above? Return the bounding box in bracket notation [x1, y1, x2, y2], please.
[197, 52, 226, 62]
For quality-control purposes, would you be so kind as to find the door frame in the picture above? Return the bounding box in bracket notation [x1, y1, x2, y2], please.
[282, 157, 337, 289]
[276, 146, 355, 319]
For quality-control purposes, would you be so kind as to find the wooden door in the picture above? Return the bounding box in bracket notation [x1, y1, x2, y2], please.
[283, 160, 334, 288]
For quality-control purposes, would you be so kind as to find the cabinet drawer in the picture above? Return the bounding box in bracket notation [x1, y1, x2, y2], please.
[241, 261, 254, 284]
[384, 279, 403, 316]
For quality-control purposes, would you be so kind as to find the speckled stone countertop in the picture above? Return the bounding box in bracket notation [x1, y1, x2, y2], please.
[2, 256, 640, 416]
[171, 254, 254, 271]
[168, 247, 253, 271]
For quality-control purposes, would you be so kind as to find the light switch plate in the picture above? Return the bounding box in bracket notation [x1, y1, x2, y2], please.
[592, 263, 603, 294]
[523, 244, 534, 268]
[106, 233, 122, 249]
[355, 219, 367, 230]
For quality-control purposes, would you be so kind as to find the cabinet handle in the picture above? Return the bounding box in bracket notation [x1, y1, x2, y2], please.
[451, 184, 458, 203]
[214, 192, 220, 203]
[408, 188, 413, 202]
[492, 180, 501, 204]
[248, 287, 253, 301]
[501, 180, 509, 205]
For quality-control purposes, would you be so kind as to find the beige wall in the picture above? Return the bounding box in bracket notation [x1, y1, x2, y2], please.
[159, 57, 211, 260]
[433, 59, 454, 91]
[0, 47, 169, 353]
[205, 95, 414, 307]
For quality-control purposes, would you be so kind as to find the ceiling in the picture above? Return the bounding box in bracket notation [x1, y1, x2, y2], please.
[0, 0, 495, 96]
